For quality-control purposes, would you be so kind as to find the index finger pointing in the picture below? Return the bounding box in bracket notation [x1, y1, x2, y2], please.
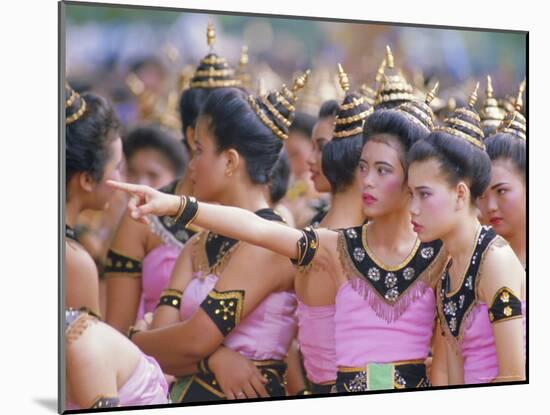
[106, 180, 143, 194]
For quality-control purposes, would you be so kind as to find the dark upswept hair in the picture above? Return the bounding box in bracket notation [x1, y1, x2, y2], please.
[123, 125, 188, 177]
[289, 111, 316, 140]
[484, 132, 526, 183]
[318, 99, 339, 119]
[407, 131, 492, 203]
[200, 87, 284, 185]
[321, 94, 366, 193]
[178, 87, 211, 146]
[66, 86, 120, 186]
[269, 150, 291, 204]
[362, 108, 431, 171]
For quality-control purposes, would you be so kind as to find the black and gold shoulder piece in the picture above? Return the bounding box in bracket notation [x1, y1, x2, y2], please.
[437, 226, 500, 342]
[105, 249, 142, 277]
[200, 288, 245, 336]
[488, 287, 523, 324]
[291, 226, 319, 271]
[149, 179, 197, 248]
[90, 396, 119, 409]
[338, 223, 445, 322]
[192, 208, 285, 275]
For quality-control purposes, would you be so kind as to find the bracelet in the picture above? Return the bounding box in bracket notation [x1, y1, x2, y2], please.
[156, 288, 183, 310]
[172, 195, 187, 223]
[127, 325, 141, 341]
[167, 195, 199, 229]
[198, 356, 211, 375]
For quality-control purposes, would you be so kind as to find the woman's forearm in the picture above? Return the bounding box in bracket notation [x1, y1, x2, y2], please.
[193, 202, 301, 259]
[132, 322, 217, 374]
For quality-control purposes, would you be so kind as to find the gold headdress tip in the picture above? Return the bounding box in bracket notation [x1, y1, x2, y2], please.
[385, 45, 394, 69]
[292, 70, 310, 93]
[468, 82, 480, 108]
[240, 45, 249, 67]
[486, 75, 494, 97]
[426, 81, 440, 105]
[375, 57, 387, 85]
[337, 63, 350, 92]
[519, 78, 526, 94]
[207, 21, 216, 48]
[515, 80, 525, 111]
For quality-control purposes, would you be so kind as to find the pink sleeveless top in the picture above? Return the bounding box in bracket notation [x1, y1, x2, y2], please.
[180, 272, 297, 360]
[335, 226, 446, 367]
[296, 300, 337, 384]
[137, 243, 181, 319]
[335, 281, 436, 366]
[66, 353, 168, 410]
[437, 226, 526, 384]
[460, 301, 526, 384]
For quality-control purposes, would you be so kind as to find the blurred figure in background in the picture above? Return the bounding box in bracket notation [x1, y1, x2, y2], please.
[123, 124, 188, 189]
[283, 111, 329, 227]
[266, 149, 295, 227]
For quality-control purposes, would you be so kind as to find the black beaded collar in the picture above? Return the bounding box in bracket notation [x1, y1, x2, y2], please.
[204, 208, 285, 272]
[340, 224, 444, 304]
[437, 226, 497, 340]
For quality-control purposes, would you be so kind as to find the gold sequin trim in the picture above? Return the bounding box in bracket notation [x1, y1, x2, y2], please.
[247, 94, 288, 140]
[434, 126, 485, 150]
[339, 96, 366, 111]
[335, 109, 373, 125]
[361, 225, 421, 272]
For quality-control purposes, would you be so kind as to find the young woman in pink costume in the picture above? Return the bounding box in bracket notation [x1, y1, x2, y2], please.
[478, 83, 526, 268]
[114, 73, 314, 403]
[105, 24, 238, 335]
[108, 62, 450, 392]
[64, 83, 168, 410]
[407, 84, 525, 384]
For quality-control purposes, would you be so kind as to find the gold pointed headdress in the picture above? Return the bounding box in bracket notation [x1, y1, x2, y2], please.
[374, 45, 415, 108]
[189, 22, 241, 89]
[497, 79, 526, 141]
[435, 82, 485, 150]
[65, 83, 87, 125]
[247, 70, 310, 140]
[359, 57, 386, 106]
[333, 64, 373, 139]
[236, 45, 252, 89]
[480, 75, 506, 133]
[396, 82, 439, 132]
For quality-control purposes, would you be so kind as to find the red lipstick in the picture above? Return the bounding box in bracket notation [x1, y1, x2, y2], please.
[489, 217, 504, 226]
[362, 193, 377, 205]
[411, 221, 423, 233]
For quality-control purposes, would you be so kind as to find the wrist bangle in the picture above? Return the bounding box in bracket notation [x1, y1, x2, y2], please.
[156, 288, 183, 310]
[127, 325, 141, 341]
[198, 356, 211, 375]
[172, 195, 186, 221]
[167, 195, 199, 229]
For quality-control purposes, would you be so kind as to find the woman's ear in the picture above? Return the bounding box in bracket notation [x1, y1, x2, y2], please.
[455, 181, 470, 210]
[185, 126, 196, 152]
[225, 149, 240, 177]
[79, 171, 96, 193]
